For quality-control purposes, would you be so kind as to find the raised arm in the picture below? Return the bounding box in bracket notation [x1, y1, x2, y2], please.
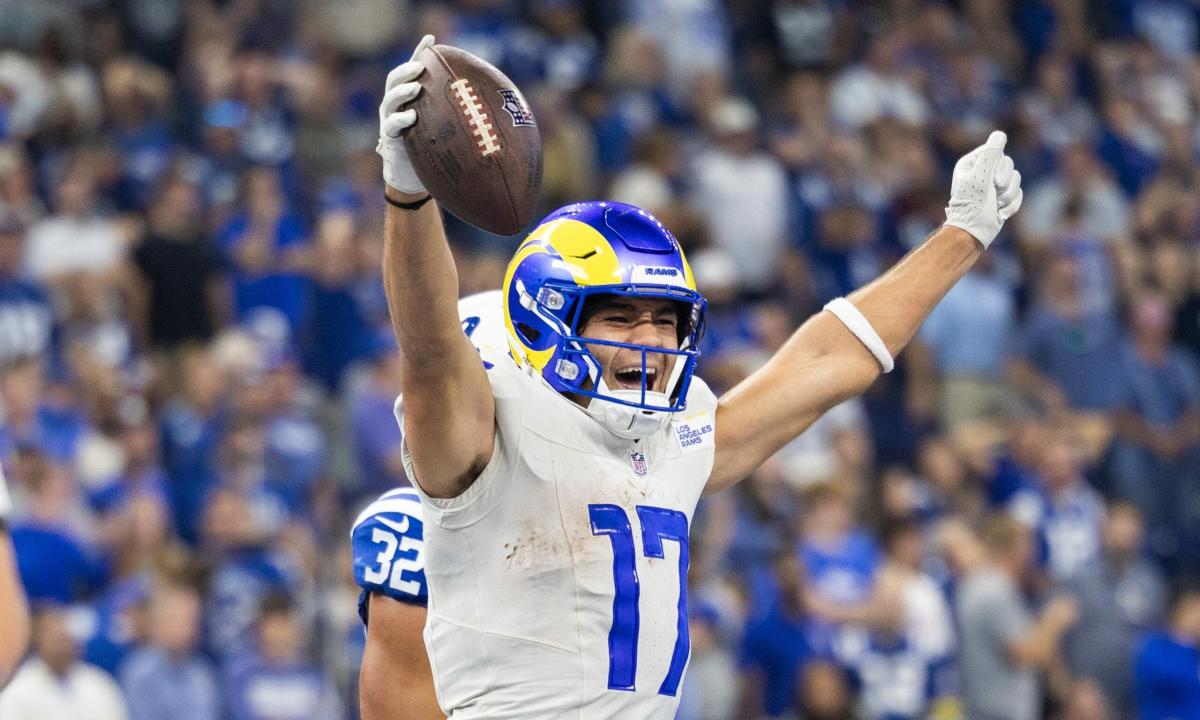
[378, 36, 494, 498]
[709, 131, 1022, 492]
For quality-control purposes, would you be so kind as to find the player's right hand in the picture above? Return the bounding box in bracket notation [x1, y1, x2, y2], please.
[377, 34, 434, 195]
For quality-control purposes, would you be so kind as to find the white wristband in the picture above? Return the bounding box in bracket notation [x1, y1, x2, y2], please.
[823, 298, 895, 373]
[0, 463, 11, 520]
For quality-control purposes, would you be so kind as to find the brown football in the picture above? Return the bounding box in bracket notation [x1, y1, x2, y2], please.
[403, 44, 543, 236]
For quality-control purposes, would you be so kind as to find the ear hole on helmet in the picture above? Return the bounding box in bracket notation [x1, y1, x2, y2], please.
[516, 322, 541, 343]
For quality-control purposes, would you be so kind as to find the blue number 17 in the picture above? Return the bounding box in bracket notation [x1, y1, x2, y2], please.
[588, 503, 690, 696]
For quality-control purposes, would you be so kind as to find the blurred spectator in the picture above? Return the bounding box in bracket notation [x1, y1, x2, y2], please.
[914, 437, 984, 523]
[1112, 289, 1200, 560]
[797, 481, 879, 608]
[764, 1, 849, 71]
[813, 517, 958, 720]
[103, 57, 175, 210]
[910, 254, 1017, 429]
[1133, 588, 1200, 720]
[303, 210, 385, 390]
[260, 360, 325, 514]
[1018, 56, 1098, 152]
[627, 0, 730, 101]
[119, 583, 220, 720]
[24, 159, 123, 284]
[0, 214, 51, 365]
[954, 516, 1078, 720]
[1008, 434, 1104, 582]
[606, 129, 682, 217]
[201, 488, 300, 667]
[0, 51, 52, 142]
[1059, 502, 1167, 717]
[0, 605, 129, 719]
[216, 166, 310, 334]
[828, 33, 929, 130]
[833, 622, 955, 720]
[80, 491, 169, 674]
[532, 85, 598, 208]
[793, 659, 859, 720]
[777, 397, 870, 490]
[130, 176, 227, 350]
[876, 516, 955, 660]
[739, 553, 816, 718]
[690, 97, 788, 296]
[1009, 254, 1128, 414]
[9, 450, 105, 604]
[0, 145, 44, 225]
[1096, 97, 1160, 197]
[1019, 144, 1130, 246]
[159, 348, 226, 543]
[349, 342, 407, 500]
[226, 593, 342, 720]
[676, 605, 737, 720]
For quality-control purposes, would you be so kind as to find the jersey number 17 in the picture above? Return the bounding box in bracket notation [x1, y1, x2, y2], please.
[589, 503, 690, 697]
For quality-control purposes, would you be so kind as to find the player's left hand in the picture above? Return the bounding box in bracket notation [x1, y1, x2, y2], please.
[943, 130, 1023, 249]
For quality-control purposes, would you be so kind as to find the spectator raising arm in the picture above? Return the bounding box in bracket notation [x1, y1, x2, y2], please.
[1008, 595, 1080, 668]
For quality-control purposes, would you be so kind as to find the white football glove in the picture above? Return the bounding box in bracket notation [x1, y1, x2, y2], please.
[944, 130, 1023, 249]
[377, 34, 435, 194]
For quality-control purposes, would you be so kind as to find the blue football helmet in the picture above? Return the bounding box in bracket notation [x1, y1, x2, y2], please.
[502, 201, 706, 439]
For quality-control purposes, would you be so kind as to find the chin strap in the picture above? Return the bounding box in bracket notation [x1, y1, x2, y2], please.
[585, 379, 673, 440]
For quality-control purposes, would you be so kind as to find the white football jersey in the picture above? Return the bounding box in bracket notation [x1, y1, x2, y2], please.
[400, 345, 718, 719]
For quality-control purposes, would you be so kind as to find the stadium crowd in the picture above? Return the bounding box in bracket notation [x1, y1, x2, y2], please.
[0, 0, 1199, 718]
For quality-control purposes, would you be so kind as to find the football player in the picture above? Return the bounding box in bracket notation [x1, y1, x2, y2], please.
[377, 35, 1022, 719]
[0, 462, 30, 683]
[352, 291, 505, 720]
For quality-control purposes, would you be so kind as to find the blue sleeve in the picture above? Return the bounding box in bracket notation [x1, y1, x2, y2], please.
[351, 492, 428, 612]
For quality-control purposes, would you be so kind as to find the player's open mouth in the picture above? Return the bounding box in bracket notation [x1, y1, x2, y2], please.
[614, 365, 658, 391]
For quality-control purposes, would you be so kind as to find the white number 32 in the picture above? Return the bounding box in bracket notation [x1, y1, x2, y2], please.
[362, 516, 424, 596]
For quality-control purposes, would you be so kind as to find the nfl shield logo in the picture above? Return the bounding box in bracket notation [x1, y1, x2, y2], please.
[630, 449, 648, 477]
[499, 89, 536, 127]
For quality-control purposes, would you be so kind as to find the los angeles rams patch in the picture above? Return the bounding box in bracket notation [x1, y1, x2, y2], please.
[674, 413, 715, 453]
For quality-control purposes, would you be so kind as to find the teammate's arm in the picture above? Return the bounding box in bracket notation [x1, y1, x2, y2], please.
[709, 132, 1022, 492]
[359, 594, 444, 720]
[379, 35, 495, 498]
[0, 465, 30, 682]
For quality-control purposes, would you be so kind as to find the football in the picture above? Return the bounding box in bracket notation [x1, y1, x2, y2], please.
[403, 44, 543, 236]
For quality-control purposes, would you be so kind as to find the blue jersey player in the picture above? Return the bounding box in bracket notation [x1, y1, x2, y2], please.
[351, 485, 440, 720]
[351, 291, 506, 720]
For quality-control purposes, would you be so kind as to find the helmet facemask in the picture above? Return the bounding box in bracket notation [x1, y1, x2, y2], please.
[503, 201, 709, 440]
[512, 280, 706, 439]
